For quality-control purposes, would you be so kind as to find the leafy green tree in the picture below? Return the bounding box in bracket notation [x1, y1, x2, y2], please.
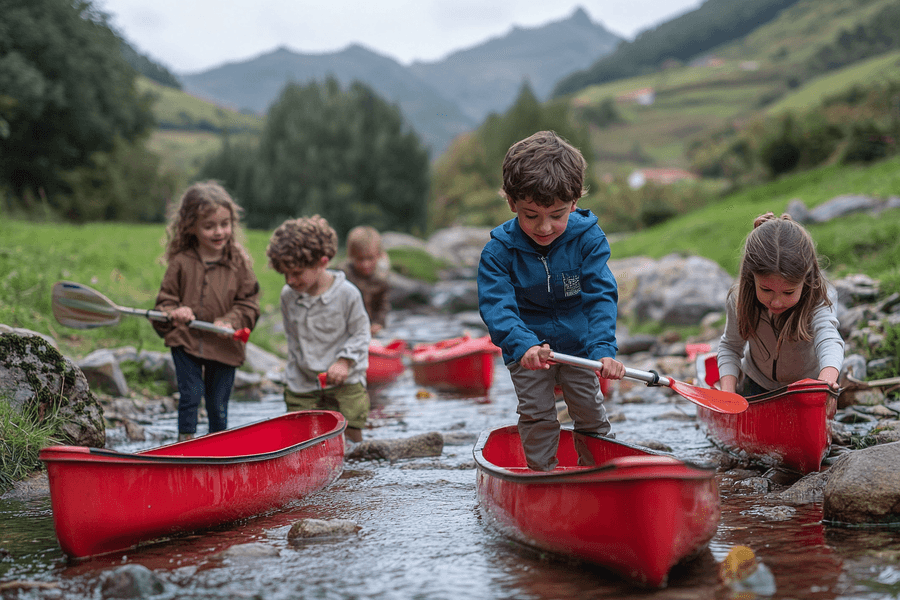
[0, 0, 154, 202]
[202, 78, 430, 236]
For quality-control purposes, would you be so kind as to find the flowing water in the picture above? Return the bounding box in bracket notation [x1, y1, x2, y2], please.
[2, 312, 900, 599]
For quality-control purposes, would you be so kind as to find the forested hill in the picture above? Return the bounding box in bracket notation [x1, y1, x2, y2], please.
[553, 0, 801, 96]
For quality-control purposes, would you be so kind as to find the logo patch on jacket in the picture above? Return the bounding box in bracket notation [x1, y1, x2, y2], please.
[562, 272, 581, 297]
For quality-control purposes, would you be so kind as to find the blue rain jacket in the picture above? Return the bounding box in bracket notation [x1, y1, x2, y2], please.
[477, 208, 618, 365]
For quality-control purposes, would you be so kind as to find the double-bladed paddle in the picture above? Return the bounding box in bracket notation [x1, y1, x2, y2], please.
[549, 351, 748, 414]
[51, 281, 251, 343]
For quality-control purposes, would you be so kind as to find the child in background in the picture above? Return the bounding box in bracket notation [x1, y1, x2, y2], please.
[477, 130, 625, 472]
[153, 181, 260, 441]
[339, 225, 391, 335]
[717, 212, 844, 396]
[266, 216, 371, 443]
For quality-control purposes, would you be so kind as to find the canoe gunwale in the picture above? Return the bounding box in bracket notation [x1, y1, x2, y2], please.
[473, 429, 716, 484]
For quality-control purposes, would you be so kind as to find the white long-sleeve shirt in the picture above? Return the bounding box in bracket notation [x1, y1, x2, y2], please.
[281, 270, 371, 394]
[717, 284, 844, 390]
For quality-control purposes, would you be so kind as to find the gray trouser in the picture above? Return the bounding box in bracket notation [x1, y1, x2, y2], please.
[508, 362, 611, 471]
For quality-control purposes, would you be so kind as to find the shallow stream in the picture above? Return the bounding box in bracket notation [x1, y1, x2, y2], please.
[2, 313, 899, 599]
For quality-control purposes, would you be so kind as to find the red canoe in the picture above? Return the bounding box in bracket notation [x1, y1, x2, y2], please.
[411, 334, 501, 393]
[39, 410, 346, 558]
[367, 339, 408, 387]
[474, 425, 719, 588]
[696, 353, 838, 473]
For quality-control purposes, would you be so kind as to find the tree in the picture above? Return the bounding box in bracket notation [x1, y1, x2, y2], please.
[202, 78, 430, 236]
[0, 0, 154, 202]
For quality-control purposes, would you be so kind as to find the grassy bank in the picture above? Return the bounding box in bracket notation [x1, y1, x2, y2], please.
[610, 155, 900, 293]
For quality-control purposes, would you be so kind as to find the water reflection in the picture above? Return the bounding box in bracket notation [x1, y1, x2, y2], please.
[1, 312, 898, 599]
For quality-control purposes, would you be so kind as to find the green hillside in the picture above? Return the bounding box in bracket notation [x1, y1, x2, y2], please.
[569, 0, 900, 178]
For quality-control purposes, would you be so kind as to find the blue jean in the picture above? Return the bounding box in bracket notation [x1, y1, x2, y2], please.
[171, 346, 236, 435]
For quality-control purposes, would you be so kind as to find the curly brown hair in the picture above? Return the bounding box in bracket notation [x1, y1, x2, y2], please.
[732, 212, 831, 348]
[500, 130, 587, 207]
[163, 180, 250, 267]
[266, 215, 338, 272]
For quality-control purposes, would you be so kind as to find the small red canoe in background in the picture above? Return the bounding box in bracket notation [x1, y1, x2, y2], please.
[696, 353, 838, 473]
[367, 339, 408, 387]
[474, 425, 719, 588]
[40, 410, 346, 558]
[411, 334, 501, 393]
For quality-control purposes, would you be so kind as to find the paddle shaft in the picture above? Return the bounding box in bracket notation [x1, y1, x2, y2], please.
[116, 306, 236, 336]
[549, 352, 671, 387]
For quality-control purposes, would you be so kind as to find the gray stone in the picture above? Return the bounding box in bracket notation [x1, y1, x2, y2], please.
[287, 518, 361, 542]
[0, 332, 105, 447]
[77, 348, 129, 396]
[346, 432, 444, 461]
[823, 442, 900, 525]
[100, 564, 166, 598]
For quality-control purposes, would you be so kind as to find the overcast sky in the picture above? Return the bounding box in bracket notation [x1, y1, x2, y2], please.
[97, 1, 704, 75]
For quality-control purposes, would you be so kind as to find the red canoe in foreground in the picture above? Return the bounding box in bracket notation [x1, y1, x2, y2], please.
[40, 410, 346, 558]
[696, 353, 838, 473]
[367, 339, 408, 387]
[411, 334, 501, 393]
[474, 425, 719, 588]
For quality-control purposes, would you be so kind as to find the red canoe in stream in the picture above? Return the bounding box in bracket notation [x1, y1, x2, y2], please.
[40, 410, 346, 558]
[411, 334, 501, 393]
[696, 352, 838, 473]
[474, 425, 719, 588]
[367, 339, 408, 387]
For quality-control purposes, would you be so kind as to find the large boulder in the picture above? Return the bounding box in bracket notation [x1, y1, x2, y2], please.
[623, 254, 734, 325]
[823, 442, 900, 526]
[0, 332, 105, 447]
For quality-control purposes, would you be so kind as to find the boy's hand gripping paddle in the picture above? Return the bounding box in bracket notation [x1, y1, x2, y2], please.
[549, 351, 748, 414]
[51, 281, 251, 343]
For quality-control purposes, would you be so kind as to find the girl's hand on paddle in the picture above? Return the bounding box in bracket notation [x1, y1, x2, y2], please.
[596, 357, 625, 380]
[168, 306, 195, 325]
[521, 344, 551, 370]
[213, 319, 234, 337]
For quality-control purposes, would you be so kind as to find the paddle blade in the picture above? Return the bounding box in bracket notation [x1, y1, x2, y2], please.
[52, 281, 121, 329]
[233, 327, 251, 343]
[668, 379, 749, 414]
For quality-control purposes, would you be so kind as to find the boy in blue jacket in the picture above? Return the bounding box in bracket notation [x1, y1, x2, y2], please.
[478, 130, 625, 471]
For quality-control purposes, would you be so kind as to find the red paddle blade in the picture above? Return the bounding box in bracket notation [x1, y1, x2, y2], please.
[233, 328, 251, 343]
[668, 379, 748, 414]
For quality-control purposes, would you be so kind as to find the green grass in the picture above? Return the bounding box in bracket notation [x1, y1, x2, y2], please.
[0, 400, 62, 492]
[610, 155, 900, 293]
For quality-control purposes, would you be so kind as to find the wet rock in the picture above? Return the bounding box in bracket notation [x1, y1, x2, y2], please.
[750, 505, 797, 521]
[100, 564, 166, 598]
[287, 518, 362, 543]
[771, 471, 829, 504]
[653, 410, 695, 422]
[441, 432, 478, 446]
[77, 349, 129, 396]
[623, 254, 733, 326]
[346, 432, 444, 461]
[0, 472, 49, 501]
[734, 477, 770, 494]
[629, 439, 673, 452]
[216, 542, 280, 559]
[123, 419, 145, 441]
[823, 442, 900, 525]
[0, 332, 105, 448]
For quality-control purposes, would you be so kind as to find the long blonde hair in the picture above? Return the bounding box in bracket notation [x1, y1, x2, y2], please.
[732, 212, 830, 350]
[163, 181, 251, 267]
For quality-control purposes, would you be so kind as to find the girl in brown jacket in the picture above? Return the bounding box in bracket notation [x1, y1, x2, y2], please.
[153, 182, 260, 440]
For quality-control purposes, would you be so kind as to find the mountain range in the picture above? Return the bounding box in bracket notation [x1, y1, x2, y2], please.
[180, 7, 621, 156]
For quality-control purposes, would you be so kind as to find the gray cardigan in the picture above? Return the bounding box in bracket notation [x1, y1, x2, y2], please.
[281, 270, 371, 394]
[717, 284, 844, 390]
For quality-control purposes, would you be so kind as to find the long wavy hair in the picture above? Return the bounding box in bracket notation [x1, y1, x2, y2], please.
[163, 181, 251, 267]
[731, 212, 831, 352]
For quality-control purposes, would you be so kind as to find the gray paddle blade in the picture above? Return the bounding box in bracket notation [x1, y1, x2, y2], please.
[52, 281, 121, 329]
